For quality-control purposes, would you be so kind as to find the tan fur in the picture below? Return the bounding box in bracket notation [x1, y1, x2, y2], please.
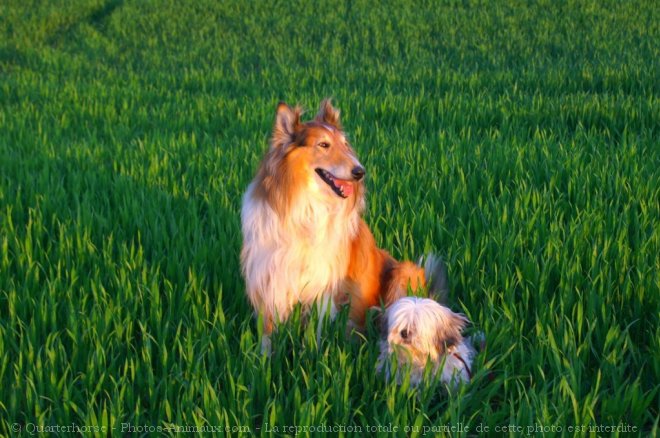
[339, 221, 427, 326]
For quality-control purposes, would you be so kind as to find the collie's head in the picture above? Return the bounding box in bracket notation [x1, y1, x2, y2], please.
[252, 99, 365, 216]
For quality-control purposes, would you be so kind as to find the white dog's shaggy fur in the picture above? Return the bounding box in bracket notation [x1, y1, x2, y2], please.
[377, 297, 476, 388]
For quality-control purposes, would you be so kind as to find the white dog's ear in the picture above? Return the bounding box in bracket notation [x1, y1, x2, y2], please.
[272, 101, 302, 149]
[436, 312, 469, 354]
[315, 98, 341, 129]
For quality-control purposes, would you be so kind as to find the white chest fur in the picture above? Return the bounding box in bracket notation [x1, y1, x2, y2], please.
[240, 182, 359, 322]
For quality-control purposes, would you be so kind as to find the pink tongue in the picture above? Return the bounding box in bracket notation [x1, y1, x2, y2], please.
[335, 179, 354, 196]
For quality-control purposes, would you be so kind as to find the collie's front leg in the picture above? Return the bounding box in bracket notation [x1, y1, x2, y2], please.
[315, 293, 337, 348]
[256, 308, 274, 355]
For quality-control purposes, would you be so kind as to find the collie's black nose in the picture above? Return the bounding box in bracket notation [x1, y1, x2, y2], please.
[351, 166, 365, 181]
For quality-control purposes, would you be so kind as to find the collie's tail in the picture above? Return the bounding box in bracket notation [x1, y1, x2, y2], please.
[420, 254, 449, 302]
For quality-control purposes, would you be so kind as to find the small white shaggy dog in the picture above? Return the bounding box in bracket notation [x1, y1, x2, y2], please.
[377, 297, 476, 388]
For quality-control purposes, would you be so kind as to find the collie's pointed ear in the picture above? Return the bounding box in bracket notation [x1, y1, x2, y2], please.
[315, 98, 341, 129]
[272, 101, 301, 149]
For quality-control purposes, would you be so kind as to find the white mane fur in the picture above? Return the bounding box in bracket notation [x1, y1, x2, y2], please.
[240, 180, 361, 324]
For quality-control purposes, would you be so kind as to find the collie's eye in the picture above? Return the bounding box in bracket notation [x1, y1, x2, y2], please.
[318, 142, 330, 149]
[400, 329, 408, 339]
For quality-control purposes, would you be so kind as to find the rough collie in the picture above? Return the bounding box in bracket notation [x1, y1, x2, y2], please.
[241, 99, 444, 351]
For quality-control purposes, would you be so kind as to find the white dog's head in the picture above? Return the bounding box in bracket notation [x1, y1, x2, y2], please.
[376, 297, 475, 387]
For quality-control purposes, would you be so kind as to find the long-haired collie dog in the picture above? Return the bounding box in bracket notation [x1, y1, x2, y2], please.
[241, 99, 444, 352]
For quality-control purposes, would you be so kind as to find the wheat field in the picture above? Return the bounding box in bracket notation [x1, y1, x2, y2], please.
[1, 0, 658, 436]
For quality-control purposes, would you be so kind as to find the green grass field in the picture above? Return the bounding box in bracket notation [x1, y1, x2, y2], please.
[1, 0, 659, 436]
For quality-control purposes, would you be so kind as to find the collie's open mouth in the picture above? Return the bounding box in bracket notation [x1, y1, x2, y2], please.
[315, 168, 354, 198]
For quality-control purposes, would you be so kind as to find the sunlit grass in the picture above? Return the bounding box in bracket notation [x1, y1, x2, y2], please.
[1, 0, 658, 435]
